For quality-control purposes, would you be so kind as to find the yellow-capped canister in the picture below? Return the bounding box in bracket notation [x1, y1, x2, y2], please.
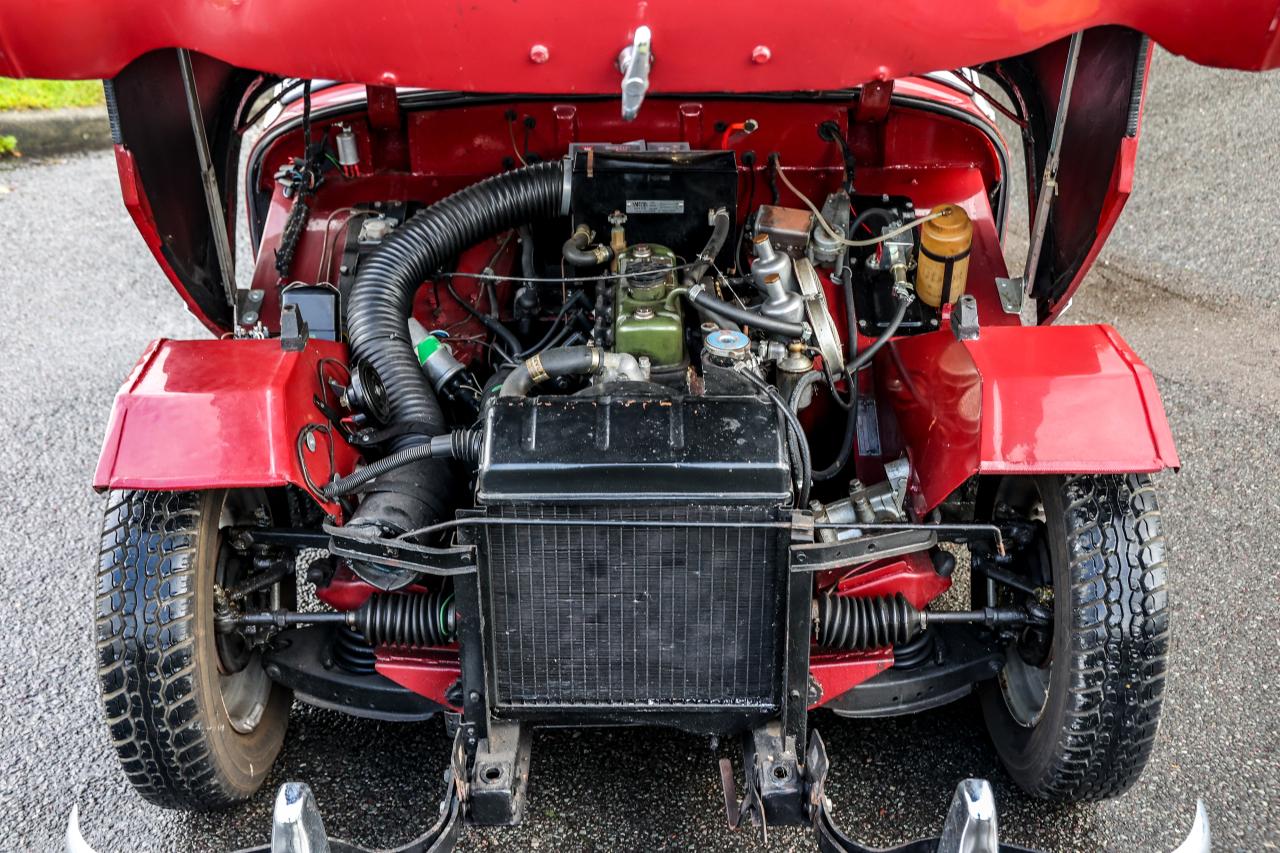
[914, 205, 972, 308]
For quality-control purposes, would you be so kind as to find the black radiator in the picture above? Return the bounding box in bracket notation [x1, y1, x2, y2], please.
[480, 504, 787, 712]
[474, 393, 793, 718]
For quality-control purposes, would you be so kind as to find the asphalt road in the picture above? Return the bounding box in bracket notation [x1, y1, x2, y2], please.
[1, 49, 1278, 852]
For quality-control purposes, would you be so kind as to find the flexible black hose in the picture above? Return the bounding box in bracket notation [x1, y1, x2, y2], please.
[324, 429, 483, 498]
[562, 229, 611, 267]
[791, 288, 909, 485]
[808, 263, 858, 481]
[682, 208, 732, 287]
[850, 207, 894, 235]
[515, 291, 588, 359]
[686, 288, 806, 339]
[498, 345, 599, 398]
[345, 161, 564, 532]
[850, 295, 910, 374]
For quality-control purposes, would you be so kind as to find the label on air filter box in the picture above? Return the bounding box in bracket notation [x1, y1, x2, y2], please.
[626, 199, 685, 214]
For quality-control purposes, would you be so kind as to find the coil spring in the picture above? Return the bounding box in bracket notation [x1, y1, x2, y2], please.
[351, 590, 457, 648]
[816, 593, 925, 651]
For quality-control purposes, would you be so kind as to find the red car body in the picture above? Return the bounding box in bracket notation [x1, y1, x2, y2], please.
[7, 3, 1271, 850]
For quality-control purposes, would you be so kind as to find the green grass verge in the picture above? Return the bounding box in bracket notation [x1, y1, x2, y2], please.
[0, 78, 104, 111]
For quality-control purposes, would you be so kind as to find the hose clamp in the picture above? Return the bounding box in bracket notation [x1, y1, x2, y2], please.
[525, 353, 549, 384]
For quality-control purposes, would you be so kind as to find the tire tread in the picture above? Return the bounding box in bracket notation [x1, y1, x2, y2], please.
[95, 490, 241, 811]
[1032, 473, 1170, 801]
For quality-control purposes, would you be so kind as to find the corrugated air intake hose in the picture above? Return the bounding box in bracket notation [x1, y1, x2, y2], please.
[345, 160, 567, 535]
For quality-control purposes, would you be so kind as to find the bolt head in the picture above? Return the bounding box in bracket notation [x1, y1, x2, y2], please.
[751, 45, 772, 64]
[529, 44, 550, 64]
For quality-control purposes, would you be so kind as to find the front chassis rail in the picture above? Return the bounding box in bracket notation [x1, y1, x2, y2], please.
[65, 729, 1209, 853]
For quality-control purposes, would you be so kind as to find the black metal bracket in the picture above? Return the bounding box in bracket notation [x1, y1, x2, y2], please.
[228, 526, 330, 551]
[804, 730, 1039, 853]
[790, 528, 937, 572]
[720, 722, 805, 841]
[325, 523, 477, 576]
[263, 625, 444, 723]
[467, 720, 532, 827]
[823, 625, 1004, 718]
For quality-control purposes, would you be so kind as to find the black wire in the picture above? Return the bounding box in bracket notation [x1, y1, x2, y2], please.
[296, 423, 337, 501]
[736, 168, 757, 276]
[736, 367, 811, 507]
[240, 79, 306, 132]
[515, 292, 588, 359]
[443, 261, 702, 285]
[819, 121, 857, 194]
[445, 280, 524, 356]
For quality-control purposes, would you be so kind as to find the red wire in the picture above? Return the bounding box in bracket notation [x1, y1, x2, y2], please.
[847, 203, 876, 236]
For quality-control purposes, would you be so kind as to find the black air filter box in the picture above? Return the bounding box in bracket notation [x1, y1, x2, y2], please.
[569, 149, 738, 268]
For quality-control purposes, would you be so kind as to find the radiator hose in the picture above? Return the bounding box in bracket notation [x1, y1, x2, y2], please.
[498, 345, 647, 398]
[345, 161, 567, 535]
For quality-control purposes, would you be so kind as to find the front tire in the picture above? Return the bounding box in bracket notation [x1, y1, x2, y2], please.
[977, 474, 1170, 802]
[95, 489, 292, 810]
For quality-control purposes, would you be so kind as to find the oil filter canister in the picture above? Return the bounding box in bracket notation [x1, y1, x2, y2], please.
[915, 205, 972, 308]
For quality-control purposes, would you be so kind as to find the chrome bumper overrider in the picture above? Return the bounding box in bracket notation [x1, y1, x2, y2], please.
[65, 730, 1210, 853]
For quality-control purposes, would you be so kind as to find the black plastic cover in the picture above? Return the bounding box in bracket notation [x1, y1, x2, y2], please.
[570, 149, 738, 268]
[281, 284, 340, 341]
[476, 393, 791, 505]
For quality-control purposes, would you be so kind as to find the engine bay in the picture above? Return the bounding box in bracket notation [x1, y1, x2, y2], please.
[194, 88, 1037, 731]
[251, 105, 1005, 519]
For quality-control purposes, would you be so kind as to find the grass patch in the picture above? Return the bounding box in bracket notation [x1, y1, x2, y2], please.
[0, 78, 104, 111]
[0, 135, 16, 157]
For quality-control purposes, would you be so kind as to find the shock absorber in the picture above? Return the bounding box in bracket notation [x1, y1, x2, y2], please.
[814, 593, 1033, 651]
